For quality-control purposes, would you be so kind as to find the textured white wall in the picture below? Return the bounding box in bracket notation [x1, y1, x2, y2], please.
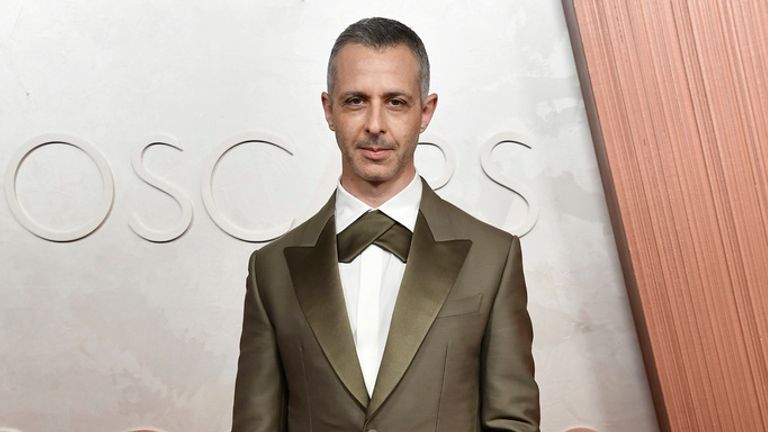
[0, 1, 658, 431]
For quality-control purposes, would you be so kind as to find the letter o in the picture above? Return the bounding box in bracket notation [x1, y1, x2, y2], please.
[3, 134, 115, 242]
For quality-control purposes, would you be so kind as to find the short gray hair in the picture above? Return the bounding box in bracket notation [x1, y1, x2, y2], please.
[327, 17, 430, 102]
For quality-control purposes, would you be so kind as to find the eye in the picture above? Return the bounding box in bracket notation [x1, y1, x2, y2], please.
[345, 96, 364, 105]
[388, 98, 407, 108]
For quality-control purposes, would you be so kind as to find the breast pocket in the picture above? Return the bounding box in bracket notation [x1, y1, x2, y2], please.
[437, 293, 483, 318]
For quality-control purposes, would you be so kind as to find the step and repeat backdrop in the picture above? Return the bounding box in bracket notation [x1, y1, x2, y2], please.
[0, 1, 658, 431]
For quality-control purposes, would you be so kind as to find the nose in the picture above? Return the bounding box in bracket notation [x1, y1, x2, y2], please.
[364, 103, 386, 135]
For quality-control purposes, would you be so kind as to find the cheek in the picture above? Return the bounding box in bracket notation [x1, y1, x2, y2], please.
[389, 116, 419, 138]
[397, 122, 422, 146]
[407, 113, 425, 133]
[334, 129, 358, 154]
[335, 117, 363, 140]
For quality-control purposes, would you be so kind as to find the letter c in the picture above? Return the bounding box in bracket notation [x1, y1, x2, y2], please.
[201, 132, 294, 242]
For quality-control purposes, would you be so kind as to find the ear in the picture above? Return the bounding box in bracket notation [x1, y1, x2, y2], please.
[321, 91, 335, 131]
[419, 93, 438, 132]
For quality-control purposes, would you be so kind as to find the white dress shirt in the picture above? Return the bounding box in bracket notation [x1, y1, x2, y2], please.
[334, 172, 422, 397]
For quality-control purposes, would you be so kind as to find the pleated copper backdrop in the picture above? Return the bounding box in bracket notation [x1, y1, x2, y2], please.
[564, 1, 768, 430]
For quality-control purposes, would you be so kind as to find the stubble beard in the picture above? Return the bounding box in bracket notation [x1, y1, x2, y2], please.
[345, 137, 411, 185]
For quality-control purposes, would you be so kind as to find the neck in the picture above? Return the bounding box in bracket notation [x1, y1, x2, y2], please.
[341, 168, 416, 208]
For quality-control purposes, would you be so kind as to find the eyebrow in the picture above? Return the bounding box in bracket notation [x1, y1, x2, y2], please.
[383, 91, 413, 101]
[338, 91, 366, 100]
[338, 91, 414, 101]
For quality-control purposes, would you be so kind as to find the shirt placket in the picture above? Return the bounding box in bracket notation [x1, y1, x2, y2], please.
[356, 244, 383, 397]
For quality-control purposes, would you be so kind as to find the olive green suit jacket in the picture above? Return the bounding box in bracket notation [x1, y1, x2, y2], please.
[232, 177, 540, 432]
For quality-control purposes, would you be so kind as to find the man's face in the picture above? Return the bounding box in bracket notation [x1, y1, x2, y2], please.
[322, 43, 437, 189]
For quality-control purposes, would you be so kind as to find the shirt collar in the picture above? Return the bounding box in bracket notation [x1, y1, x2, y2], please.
[334, 171, 423, 234]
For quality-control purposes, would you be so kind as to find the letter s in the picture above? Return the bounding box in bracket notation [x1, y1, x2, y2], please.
[479, 133, 539, 236]
[417, 134, 455, 190]
[129, 135, 193, 242]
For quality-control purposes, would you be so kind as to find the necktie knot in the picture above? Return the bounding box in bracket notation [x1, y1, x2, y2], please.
[337, 210, 413, 263]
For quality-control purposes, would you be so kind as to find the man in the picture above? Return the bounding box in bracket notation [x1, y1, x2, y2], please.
[232, 17, 540, 432]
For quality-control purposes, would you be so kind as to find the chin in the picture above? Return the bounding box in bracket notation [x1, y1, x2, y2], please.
[360, 173, 394, 184]
[349, 163, 392, 182]
[353, 168, 395, 184]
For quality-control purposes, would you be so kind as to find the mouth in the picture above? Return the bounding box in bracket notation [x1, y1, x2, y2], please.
[358, 145, 394, 160]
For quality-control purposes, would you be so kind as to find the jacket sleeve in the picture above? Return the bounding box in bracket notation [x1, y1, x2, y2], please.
[480, 235, 540, 432]
[232, 250, 287, 432]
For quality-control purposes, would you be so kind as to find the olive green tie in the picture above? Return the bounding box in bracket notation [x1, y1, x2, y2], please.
[337, 210, 413, 263]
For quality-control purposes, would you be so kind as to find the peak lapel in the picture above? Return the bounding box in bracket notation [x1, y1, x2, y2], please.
[367, 182, 472, 417]
[284, 196, 369, 410]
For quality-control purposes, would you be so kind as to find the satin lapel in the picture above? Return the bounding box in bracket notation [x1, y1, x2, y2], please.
[284, 208, 369, 409]
[366, 207, 472, 417]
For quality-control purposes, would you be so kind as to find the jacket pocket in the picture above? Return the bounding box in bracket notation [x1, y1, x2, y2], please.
[437, 293, 483, 318]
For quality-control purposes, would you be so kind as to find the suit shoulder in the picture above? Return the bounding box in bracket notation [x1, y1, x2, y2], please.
[248, 206, 330, 263]
[439, 196, 517, 247]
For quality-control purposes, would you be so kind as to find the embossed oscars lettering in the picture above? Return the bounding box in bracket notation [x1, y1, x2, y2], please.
[416, 135, 455, 190]
[3, 134, 115, 242]
[129, 135, 193, 243]
[479, 133, 538, 236]
[4, 133, 538, 242]
[201, 132, 295, 242]
[122, 428, 168, 432]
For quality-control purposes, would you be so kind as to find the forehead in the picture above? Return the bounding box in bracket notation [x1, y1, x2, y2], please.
[333, 43, 420, 93]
